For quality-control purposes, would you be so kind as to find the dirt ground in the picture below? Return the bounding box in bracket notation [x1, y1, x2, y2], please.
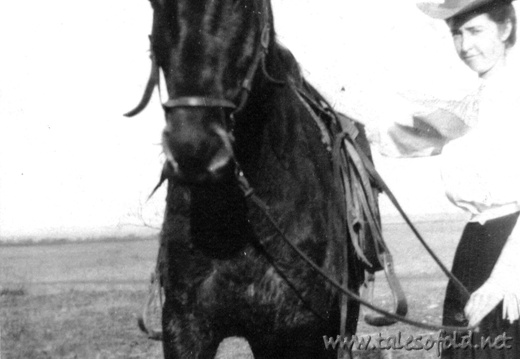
[0, 220, 465, 358]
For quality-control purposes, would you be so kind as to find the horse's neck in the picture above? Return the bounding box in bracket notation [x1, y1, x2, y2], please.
[166, 44, 339, 252]
[232, 78, 346, 273]
[234, 45, 305, 170]
[236, 72, 335, 212]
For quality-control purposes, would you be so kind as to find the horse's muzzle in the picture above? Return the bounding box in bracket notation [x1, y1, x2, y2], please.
[162, 111, 235, 183]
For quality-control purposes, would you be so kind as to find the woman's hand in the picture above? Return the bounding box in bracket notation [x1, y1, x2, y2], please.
[464, 281, 504, 328]
[467, 226, 520, 327]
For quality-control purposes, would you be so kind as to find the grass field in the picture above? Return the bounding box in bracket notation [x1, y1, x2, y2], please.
[0, 219, 466, 359]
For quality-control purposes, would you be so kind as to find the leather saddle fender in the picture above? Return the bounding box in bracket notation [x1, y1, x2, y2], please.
[295, 83, 408, 327]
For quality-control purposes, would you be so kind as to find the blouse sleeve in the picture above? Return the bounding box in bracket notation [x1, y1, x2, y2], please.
[367, 121, 445, 157]
[366, 91, 478, 158]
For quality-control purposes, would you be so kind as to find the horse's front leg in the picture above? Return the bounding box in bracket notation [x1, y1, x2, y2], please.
[160, 185, 221, 359]
[161, 295, 224, 359]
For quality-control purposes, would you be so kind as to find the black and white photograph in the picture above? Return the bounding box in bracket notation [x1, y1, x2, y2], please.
[1, 0, 519, 358]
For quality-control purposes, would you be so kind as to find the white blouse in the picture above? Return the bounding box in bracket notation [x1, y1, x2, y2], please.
[373, 61, 520, 224]
[372, 59, 520, 322]
[441, 65, 520, 224]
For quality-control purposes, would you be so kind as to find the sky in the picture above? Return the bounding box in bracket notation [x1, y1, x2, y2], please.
[1, 0, 503, 240]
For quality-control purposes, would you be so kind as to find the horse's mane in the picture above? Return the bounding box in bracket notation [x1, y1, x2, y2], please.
[270, 40, 305, 86]
[269, 37, 332, 107]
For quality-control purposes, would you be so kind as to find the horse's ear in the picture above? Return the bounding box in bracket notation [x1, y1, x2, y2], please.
[149, 0, 164, 9]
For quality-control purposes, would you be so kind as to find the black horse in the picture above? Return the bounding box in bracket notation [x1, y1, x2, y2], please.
[127, 0, 379, 358]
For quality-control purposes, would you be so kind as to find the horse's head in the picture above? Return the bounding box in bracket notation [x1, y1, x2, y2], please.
[128, 0, 275, 184]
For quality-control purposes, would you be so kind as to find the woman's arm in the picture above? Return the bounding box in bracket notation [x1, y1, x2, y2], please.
[381, 121, 446, 157]
[359, 107, 446, 158]
[367, 108, 469, 158]
[413, 109, 470, 140]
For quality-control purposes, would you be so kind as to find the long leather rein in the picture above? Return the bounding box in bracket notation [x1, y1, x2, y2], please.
[237, 144, 475, 332]
[130, 0, 474, 336]
[235, 83, 474, 332]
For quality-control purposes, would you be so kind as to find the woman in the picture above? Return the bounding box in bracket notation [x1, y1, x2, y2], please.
[380, 0, 520, 357]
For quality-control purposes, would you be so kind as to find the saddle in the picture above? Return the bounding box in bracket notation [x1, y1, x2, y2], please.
[137, 78, 408, 341]
[294, 80, 408, 328]
[293, 79, 472, 336]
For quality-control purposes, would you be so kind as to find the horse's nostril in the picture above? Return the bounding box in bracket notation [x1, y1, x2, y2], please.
[207, 147, 232, 175]
[163, 149, 180, 175]
[207, 125, 234, 175]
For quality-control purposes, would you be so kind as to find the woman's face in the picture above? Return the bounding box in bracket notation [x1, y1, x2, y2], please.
[448, 13, 512, 78]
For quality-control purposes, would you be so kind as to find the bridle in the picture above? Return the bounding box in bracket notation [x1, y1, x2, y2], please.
[126, 0, 281, 132]
[162, 97, 236, 111]
[130, 0, 475, 341]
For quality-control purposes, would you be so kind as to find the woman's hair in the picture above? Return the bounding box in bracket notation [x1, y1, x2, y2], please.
[450, 0, 517, 47]
[488, 1, 517, 46]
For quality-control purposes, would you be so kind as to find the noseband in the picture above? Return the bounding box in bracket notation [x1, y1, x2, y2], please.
[162, 97, 236, 110]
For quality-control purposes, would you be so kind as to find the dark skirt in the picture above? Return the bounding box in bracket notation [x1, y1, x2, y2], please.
[442, 212, 520, 359]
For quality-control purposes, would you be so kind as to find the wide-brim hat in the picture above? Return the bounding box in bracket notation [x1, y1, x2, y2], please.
[417, 0, 514, 20]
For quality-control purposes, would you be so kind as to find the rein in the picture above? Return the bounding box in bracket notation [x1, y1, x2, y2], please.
[238, 171, 475, 333]
[295, 87, 472, 303]
[132, 0, 474, 341]
[233, 82, 474, 333]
